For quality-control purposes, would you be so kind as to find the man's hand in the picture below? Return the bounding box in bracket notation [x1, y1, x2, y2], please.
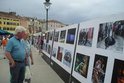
[9, 60, 15, 67]
[31, 60, 34, 65]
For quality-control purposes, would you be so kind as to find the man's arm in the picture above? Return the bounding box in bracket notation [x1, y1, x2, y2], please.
[5, 51, 15, 67]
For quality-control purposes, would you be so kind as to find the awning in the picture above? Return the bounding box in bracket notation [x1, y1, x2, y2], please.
[0, 30, 13, 35]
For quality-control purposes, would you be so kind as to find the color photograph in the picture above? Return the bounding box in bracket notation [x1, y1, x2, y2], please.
[59, 30, 66, 43]
[52, 48, 57, 57]
[97, 20, 124, 52]
[57, 46, 63, 62]
[78, 27, 94, 47]
[43, 43, 46, 50]
[66, 28, 76, 44]
[92, 54, 108, 83]
[111, 59, 124, 83]
[63, 49, 72, 67]
[74, 53, 90, 78]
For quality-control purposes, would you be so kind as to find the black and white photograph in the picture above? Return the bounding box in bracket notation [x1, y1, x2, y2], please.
[46, 32, 49, 43]
[66, 28, 76, 44]
[49, 31, 54, 40]
[63, 49, 72, 67]
[78, 28, 94, 47]
[74, 53, 90, 78]
[54, 31, 59, 42]
[111, 59, 124, 83]
[97, 20, 124, 52]
[92, 54, 108, 83]
[59, 30, 66, 43]
[48, 45, 51, 54]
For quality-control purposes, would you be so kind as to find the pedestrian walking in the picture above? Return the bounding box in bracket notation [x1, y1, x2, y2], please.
[2, 36, 8, 50]
[5, 26, 27, 83]
[23, 31, 34, 83]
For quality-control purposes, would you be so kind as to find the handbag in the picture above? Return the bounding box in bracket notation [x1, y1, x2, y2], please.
[25, 66, 32, 79]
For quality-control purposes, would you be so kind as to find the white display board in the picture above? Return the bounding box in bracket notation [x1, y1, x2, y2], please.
[42, 13, 124, 83]
[52, 24, 78, 73]
[72, 13, 124, 83]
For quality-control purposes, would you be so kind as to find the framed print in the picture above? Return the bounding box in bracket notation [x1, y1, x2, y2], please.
[74, 53, 90, 78]
[97, 20, 124, 52]
[111, 59, 124, 83]
[92, 54, 108, 83]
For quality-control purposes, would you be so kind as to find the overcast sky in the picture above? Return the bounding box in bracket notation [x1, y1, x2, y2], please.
[0, 0, 124, 24]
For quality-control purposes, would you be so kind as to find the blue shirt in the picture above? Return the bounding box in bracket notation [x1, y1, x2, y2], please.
[6, 36, 26, 61]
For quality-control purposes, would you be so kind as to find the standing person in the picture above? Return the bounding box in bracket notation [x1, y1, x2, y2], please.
[0, 35, 3, 48]
[23, 31, 34, 83]
[5, 26, 27, 83]
[40, 36, 44, 50]
[2, 35, 8, 50]
[2, 36, 8, 59]
[39, 36, 44, 53]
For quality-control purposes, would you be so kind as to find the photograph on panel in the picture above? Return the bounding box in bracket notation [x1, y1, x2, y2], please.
[97, 20, 124, 52]
[45, 32, 47, 39]
[59, 30, 66, 43]
[74, 53, 90, 78]
[48, 45, 51, 54]
[111, 59, 124, 83]
[43, 43, 46, 50]
[78, 27, 94, 47]
[57, 46, 64, 62]
[49, 31, 54, 40]
[45, 44, 48, 52]
[63, 49, 72, 67]
[52, 47, 57, 58]
[54, 31, 59, 42]
[92, 54, 108, 83]
[66, 28, 76, 44]
[46, 44, 49, 53]
[46, 32, 49, 43]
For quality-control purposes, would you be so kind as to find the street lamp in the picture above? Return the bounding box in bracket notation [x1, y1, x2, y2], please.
[43, 0, 52, 31]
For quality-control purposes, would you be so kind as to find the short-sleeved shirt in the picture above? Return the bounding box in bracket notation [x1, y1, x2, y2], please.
[6, 36, 26, 61]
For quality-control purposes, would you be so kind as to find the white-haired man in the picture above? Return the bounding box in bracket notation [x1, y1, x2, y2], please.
[5, 26, 27, 83]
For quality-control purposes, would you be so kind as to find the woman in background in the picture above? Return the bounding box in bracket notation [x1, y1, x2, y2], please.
[23, 31, 34, 83]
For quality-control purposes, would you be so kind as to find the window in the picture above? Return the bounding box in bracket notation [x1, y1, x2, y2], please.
[7, 27, 9, 30]
[7, 22, 10, 25]
[3, 27, 6, 30]
[10, 28, 12, 30]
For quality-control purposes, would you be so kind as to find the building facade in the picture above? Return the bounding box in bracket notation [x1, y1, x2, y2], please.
[42, 19, 67, 32]
[0, 12, 20, 33]
[0, 11, 67, 35]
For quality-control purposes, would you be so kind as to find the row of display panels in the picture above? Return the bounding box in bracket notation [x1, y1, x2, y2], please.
[42, 13, 124, 83]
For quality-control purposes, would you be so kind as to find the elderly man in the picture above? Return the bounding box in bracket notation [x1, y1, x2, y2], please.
[5, 26, 27, 83]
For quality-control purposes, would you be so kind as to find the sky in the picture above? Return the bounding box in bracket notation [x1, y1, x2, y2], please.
[0, 0, 124, 24]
